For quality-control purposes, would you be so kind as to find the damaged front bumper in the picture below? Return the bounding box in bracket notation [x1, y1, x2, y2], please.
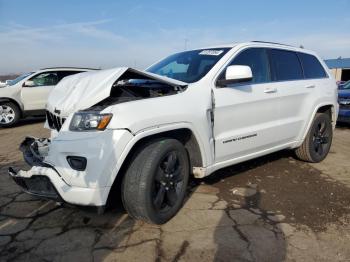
[9, 166, 62, 201]
[19, 136, 51, 166]
[8, 136, 111, 207]
[9, 137, 63, 201]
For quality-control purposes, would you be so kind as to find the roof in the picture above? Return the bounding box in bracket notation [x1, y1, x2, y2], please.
[39, 67, 99, 71]
[202, 41, 295, 49]
[250, 40, 293, 47]
[200, 41, 315, 55]
[324, 58, 350, 69]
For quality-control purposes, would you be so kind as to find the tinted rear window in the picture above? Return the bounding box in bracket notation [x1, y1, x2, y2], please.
[298, 53, 327, 79]
[269, 49, 303, 81]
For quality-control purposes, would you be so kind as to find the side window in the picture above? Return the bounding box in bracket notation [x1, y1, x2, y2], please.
[298, 53, 327, 79]
[269, 49, 303, 81]
[57, 71, 84, 82]
[228, 48, 270, 84]
[29, 72, 59, 87]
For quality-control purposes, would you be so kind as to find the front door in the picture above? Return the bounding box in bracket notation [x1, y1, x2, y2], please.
[213, 48, 282, 163]
[21, 72, 58, 111]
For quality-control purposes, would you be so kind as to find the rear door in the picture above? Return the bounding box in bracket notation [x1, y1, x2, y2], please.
[21, 71, 59, 111]
[213, 48, 283, 163]
[296, 53, 330, 138]
[267, 49, 316, 142]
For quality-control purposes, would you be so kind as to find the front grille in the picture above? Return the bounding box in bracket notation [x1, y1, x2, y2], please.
[46, 110, 66, 132]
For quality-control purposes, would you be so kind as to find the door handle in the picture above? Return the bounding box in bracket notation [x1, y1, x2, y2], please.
[305, 84, 315, 89]
[264, 87, 277, 93]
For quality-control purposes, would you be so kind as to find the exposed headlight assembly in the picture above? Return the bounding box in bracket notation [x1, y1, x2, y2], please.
[69, 112, 113, 131]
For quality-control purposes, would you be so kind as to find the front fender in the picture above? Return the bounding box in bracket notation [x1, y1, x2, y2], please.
[0, 97, 23, 110]
[105, 122, 211, 187]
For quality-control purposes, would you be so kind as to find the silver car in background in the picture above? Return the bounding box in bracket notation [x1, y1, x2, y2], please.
[0, 67, 95, 127]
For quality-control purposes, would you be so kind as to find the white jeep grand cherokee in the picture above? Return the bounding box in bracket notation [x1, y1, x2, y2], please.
[9, 42, 338, 224]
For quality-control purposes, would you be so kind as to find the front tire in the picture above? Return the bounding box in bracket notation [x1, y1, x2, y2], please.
[295, 112, 333, 163]
[0, 102, 20, 127]
[122, 138, 190, 224]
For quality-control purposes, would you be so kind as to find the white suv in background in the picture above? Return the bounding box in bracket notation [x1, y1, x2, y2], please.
[10, 42, 338, 224]
[0, 67, 95, 127]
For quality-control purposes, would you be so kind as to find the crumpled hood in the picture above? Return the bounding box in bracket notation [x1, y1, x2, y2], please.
[47, 67, 187, 117]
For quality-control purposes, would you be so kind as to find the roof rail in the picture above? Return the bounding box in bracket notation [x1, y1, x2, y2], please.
[251, 41, 293, 47]
[40, 67, 99, 70]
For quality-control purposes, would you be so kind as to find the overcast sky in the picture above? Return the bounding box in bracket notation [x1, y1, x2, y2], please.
[0, 0, 349, 74]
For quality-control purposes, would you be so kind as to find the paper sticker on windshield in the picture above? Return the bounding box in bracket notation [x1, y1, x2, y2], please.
[199, 50, 224, 56]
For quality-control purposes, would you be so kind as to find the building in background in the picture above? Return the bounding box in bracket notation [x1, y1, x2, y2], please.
[325, 58, 350, 82]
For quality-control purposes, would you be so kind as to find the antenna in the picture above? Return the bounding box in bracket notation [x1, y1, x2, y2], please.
[184, 38, 189, 50]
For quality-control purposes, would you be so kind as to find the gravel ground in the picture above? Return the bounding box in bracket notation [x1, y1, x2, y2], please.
[0, 119, 349, 261]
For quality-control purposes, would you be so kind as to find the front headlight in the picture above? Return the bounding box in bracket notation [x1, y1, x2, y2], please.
[69, 111, 113, 131]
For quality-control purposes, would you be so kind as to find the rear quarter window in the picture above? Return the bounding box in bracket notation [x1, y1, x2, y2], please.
[269, 49, 303, 81]
[298, 53, 327, 79]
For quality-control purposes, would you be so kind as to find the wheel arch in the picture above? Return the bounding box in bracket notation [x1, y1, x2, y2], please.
[300, 103, 336, 144]
[317, 104, 336, 125]
[105, 126, 205, 207]
[0, 97, 23, 117]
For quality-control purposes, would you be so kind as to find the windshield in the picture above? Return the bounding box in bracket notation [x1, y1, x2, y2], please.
[147, 48, 230, 83]
[8, 72, 34, 86]
[340, 81, 350, 90]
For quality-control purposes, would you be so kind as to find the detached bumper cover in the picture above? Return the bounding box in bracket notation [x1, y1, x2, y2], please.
[9, 167, 62, 201]
[9, 136, 61, 200]
[8, 136, 110, 206]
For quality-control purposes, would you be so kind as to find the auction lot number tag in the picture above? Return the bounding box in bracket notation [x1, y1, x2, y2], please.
[199, 50, 224, 56]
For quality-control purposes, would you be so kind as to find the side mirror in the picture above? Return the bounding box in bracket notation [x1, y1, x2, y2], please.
[217, 65, 253, 87]
[23, 80, 35, 87]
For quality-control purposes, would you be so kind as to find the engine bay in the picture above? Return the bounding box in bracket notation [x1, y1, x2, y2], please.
[90, 70, 186, 110]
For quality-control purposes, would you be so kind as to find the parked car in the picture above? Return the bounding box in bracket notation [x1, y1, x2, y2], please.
[338, 80, 348, 89]
[0, 81, 6, 88]
[338, 81, 350, 123]
[5, 80, 13, 85]
[0, 67, 96, 127]
[9, 42, 338, 224]
[337, 80, 346, 86]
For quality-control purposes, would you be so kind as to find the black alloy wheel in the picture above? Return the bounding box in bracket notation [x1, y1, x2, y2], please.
[122, 138, 190, 224]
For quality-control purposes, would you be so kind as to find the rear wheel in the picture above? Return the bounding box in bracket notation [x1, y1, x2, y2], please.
[0, 102, 20, 127]
[295, 112, 333, 163]
[122, 138, 190, 224]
